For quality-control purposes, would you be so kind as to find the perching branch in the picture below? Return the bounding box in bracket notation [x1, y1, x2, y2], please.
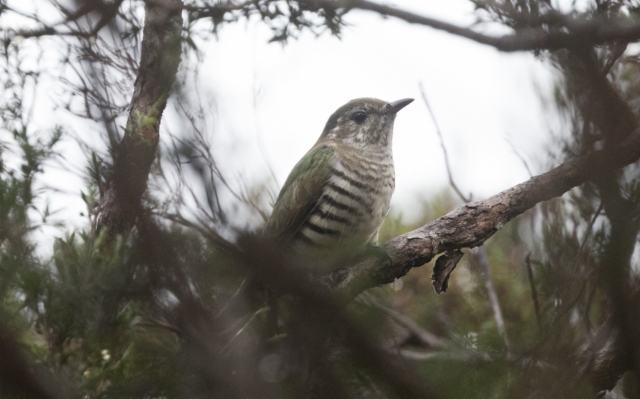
[325, 124, 640, 298]
[418, 83, 508, 347]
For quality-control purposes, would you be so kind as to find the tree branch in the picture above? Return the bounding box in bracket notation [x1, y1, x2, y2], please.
[306, 0, 640, 52]
[358, 292, 449, 349]
[417, 84, 508, 347]
[21, 0, 640, 54]
[473, 247, 509, 347]
[9, 0, 124, 39]
[325, 125, 640, 298]
[554, 47, 640, 390]
[96, 0, 183, 235]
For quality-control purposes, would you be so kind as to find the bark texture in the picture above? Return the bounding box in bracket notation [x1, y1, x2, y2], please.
[97, 0, 183, 235]
[326, 126, 640, 297]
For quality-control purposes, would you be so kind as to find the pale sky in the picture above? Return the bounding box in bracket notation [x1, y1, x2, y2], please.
[5, 0, 560, 247]
[197, 1, 555, 218]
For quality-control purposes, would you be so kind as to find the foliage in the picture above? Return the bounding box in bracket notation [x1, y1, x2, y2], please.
[3, 0, 640, 398]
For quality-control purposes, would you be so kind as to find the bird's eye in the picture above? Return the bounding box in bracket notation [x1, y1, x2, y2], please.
[351, 111, 367, 123]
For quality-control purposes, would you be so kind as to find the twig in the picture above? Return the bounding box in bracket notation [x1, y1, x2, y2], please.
[418, 83, 507, 347]
[394, 349, 489, 362]
[572, 202, 603, 271]
[602, 41, 627, 76]
[160, 212, 238, 256]
[358, 292, 449, 349]
[307, 0, 640, 52]
[525, 253, 541, 326]
[220, 307, 269, 353]
[215, 278, 248, 319]
[395, 348, 555, 370]
[474, 247, 509, 348]
[10, 0, 124, 39]
[505, 135, 533, 178]
[133, 319, 183, 335]
[22, 0, 640, 54]
[418, 83, 471, 203]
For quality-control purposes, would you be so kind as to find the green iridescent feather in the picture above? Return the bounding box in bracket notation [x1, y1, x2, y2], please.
[264, 144, 335, 245]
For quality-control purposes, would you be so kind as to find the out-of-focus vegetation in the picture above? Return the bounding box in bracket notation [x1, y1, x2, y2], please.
[3, 0, 640, 398]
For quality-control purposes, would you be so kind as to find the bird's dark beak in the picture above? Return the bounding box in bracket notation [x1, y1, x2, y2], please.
[384, 98, 414, 114]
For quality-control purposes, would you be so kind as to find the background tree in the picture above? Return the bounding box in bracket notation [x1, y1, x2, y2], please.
[3, 0, 640, 398]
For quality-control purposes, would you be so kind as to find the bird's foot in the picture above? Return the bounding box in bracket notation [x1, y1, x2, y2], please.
[361, 244, 392, 269]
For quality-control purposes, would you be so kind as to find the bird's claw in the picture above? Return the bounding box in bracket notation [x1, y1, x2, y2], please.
[362, 244, 392, 268]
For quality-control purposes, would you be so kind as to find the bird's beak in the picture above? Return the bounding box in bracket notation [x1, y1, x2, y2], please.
[384, 98, 414, 114]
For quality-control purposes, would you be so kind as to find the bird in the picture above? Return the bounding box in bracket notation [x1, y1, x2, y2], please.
[263, 97, 414, 275]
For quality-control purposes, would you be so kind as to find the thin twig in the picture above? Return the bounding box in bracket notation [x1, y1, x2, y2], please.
[568, 203, 603, 333]
[134, 319, 183, 335]
[358, 292, 449, 349]
[573, 202, 604, 271]
[418, 83, 471, 203]
[18, 0, 640, 54]
[525, 253, 541, 326]
[395, 348, 555, 370]
[160, 212, 239, 256]
[215, 278, 248, 319]
[474, 247, 509, 348]
[394, 349, 489, 362]
[310, 0, 640, 53]
[505, 135, 533, 178]
[602, 41, 627, 76]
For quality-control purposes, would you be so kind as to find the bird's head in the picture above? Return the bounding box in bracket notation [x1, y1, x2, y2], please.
[319, 97, 413, 148]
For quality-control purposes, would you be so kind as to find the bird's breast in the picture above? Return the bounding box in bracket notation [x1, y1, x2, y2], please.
[294, 148, 394, 259]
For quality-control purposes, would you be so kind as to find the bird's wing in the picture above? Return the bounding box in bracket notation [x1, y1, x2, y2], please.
[263, 144, 335, 245]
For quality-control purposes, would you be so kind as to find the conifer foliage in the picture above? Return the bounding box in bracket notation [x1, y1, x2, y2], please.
[3, 1, 640, 398]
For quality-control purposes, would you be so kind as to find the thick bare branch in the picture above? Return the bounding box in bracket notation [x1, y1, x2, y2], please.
[325, 125, 640, 298]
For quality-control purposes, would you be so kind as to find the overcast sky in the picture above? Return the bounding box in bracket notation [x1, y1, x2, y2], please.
[196, 0, 556, 218]
[6, 0, 562, 246]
